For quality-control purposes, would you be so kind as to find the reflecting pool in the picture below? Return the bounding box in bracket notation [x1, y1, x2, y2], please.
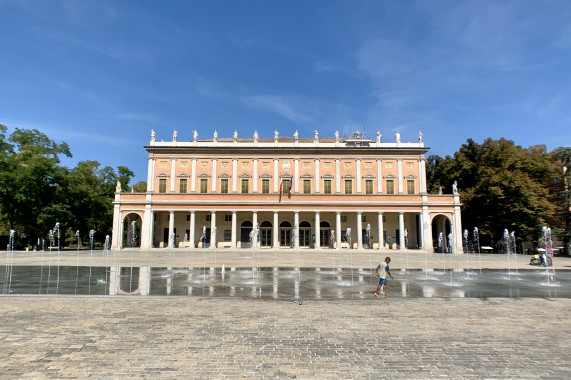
[2, 266, 570, 299]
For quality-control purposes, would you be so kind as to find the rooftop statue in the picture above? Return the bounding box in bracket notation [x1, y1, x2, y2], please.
[173, 130, 177, 142]
[294, 130, 298, 140]
[193, 130, 198, 142]
[254, 130, 259, 141]
[151, 129, 155, 142]
[376, 130, 381, 143]
[213, 130, 218, 141]
[395, 131, 401, 144]
[274, 130, 279, 140]
[233, 130, 238, 140]
[418, 130, 423, 143]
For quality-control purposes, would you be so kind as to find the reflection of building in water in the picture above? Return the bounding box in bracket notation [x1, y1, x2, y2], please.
[112, 130, 463, 253]
[108, 267, 151, 296]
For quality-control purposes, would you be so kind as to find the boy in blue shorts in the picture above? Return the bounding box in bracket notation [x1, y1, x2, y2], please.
[374, 257, 393, 297]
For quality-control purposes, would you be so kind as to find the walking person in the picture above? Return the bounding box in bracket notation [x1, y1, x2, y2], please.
[374, 257, 393, 297]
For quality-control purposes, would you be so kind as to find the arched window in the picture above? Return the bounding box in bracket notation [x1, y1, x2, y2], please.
[320, 221, 331, 228]
[299, 221, 311, 228]
[241, 221, 253, 227]
[260, 221, 272, 228]
[280, 221, 292, 228]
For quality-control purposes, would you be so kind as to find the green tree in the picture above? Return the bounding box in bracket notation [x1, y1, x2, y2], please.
[0, 128, 71, 246]
[427, 138, 558, 243]
[553, 147, 571, 255]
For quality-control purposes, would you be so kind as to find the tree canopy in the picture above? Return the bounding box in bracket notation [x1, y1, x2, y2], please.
[0, 125, 144, 249]
[427, 138, 563, 243]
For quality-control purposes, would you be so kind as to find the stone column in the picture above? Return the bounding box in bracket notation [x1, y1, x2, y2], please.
[273, 212, 279, 248]
[335, 159, 340, 193]
[211, 158, 217, 192]
[170, 158, 176, 192]
[314, 212, 320, 249]
[210, 211, 217, 249]
[168, 211, 175, 248]
[398, 212, 405, 250]
[231, 211, 237, 248]
[191, 158, 197, 193]
[147, 158, 155, 192]
[356, 159, 361, 193]
[397, 159, 403, 194]
[336, 212, 341, 250]
[141, 206, 152, 249]
[189, 211, 196, 248]
[357, 212, 363, 250]
[378, 212, 384, 250]
[274, 159, 279, 192]
[315, 159, 320, 193]
[377, 159, 382, 193]
[294, 159, 299, 193]
[253, 159, 258, 193]
[232, 159, 238, 193]
[111, 203, 122, 249]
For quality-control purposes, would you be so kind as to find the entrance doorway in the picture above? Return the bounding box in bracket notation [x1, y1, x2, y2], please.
[260, 221, 272, 247]
[241, 220, 253, 248]
[279, 221, 292, 247]
[320, 221, 331, 248]
[299, 221, 311, 247]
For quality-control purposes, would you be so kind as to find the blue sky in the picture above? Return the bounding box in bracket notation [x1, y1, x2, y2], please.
[1, 0, 570, 183]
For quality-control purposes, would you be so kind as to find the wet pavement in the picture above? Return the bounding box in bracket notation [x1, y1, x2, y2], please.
[1, 249, 570, 378]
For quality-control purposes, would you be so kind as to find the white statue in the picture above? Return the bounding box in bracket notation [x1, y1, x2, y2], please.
[376, 130, 381, 143]
[213, 130, 218, 141]
[294, 130, 298, 140]
[452, 180, 458, 194]
[173, 130, 177, 142]
[233, 130, 238, 140]
[193, 130, 198, 141]
[254, 130, 258, 141]
[418, 130, 423, 143]
[395, 131, 401, 144]
[274, 130, 279, 140]
[151, 129, 155, 142]
[438, 187, 443, 195]
[115, 180, 121, 193]
[314, 130, 319, 141]
[335, 130, 339, 140]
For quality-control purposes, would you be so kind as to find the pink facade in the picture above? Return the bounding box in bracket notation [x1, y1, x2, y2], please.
[112, 131, 463, 252]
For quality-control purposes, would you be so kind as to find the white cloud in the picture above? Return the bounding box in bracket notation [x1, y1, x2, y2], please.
[242, 95, 312, 124]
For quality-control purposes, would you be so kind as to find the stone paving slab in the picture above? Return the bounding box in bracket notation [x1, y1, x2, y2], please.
[0, 296, 569, 379]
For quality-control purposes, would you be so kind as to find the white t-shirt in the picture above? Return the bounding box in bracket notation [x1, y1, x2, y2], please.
[378, 262, 388, 279]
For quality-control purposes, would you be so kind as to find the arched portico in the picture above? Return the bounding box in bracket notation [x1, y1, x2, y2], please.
[432, 214, 452, 253]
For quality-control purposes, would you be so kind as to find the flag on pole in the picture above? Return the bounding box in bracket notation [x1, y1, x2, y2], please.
[279, 180, 283, 203]
[288, 181, 292, 199]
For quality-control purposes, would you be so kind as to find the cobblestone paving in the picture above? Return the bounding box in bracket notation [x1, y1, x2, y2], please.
[1, 296, 569, 379]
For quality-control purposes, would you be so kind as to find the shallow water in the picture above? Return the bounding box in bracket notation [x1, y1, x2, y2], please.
[1, 266, 569, 299]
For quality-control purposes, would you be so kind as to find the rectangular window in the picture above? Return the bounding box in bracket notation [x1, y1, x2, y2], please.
[241, 179, 249, 193]
[179, 178, 188, 193]
[200, 179, 208, 193]
[205, 214, 211, 222]
[261, 179, 270, 194]
[224, 230, 231, 241]
[365, 180, 373, 194]
[158, 179, 167, 193]
[407, 180, 415, 194]
[186, 215, 190, 222]
[220, 178, 229, 194]
[341, 215, 347, 222]
[385, 180, 395, 194]
[224, 214, 232, 222]
[323, 179, 332, 194]
[344, 180, 352, 194]
[303, 180, 311, 194]
[282, 179, 291, 193]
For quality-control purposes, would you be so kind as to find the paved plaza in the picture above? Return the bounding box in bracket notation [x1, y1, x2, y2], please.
[1, 249, 570, 379]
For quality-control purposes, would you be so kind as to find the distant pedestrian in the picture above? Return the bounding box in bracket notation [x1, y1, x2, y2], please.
[374, 257, 393, 297]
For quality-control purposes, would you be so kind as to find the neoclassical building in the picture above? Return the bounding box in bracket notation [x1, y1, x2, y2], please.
[111, 130, 462, 252]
